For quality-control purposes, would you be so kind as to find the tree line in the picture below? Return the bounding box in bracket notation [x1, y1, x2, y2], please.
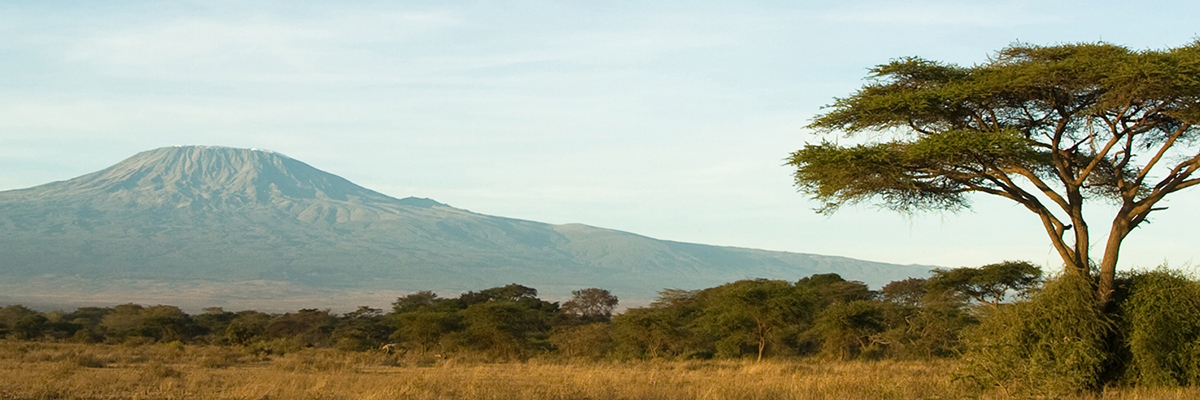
[0, 261, 1043, 362]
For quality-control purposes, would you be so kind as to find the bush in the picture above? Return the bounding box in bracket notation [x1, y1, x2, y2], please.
[550, 323, 613, 360]
[872, 297, 973, 360]
[70, 329, 103, 344]
[1115, 269, 1200, 387]
[812, 300, 887, 360]
[960, 273, 1113, 397]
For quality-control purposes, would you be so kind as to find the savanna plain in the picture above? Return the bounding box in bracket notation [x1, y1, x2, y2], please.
[0, 342, 1195, 400]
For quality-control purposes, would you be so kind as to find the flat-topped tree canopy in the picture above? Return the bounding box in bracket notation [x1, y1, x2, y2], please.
[789, 41, 1200, 304]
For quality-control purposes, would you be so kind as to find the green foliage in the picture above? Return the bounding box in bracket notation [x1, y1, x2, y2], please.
[875, 280, 975, 360]
[55, 307, 109, 343]
[1115, 269, 1200, 387]
[64, 307, 109, 331]
[331, 306, 391, 352]
[392, 291, 446, 314]
[790, 41, 1200, 300]
[961, 273, 1113, 396]
[608, 274, 901, 362]
[6, 270, 1200, 397]
[460, 283, 540, 306]
[392, 309, 462, 351]
[225, 311, 271, 346]
[3, 271, 1142, 378]
[194, 307, 236, 344]
[96, 304, 200, 343]
[99, 304, 145, 340]
[927, 261, 1042, 306]
[459, 300, 554, 359]
[388, 290, 463, 352]
[386, 284, 565, 360]
[0, 305, 48, 340]
[263, 309, 336, 348]
[880, 278, 927, 307]
[695, 279, 811, 361]
[796, 274, 874, 308]
[812, 300, 888, 360]
[139, 305, 197, 343]
[562, 288, 619, 323]
[550, 323, 613, 360]
[882, 302, 972, 359]
[610, 289, 705, 360]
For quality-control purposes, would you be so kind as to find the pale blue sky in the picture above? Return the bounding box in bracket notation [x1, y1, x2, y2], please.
[2, 1, 1198, 272]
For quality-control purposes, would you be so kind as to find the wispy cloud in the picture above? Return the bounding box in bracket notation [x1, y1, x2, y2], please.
[53, 8, 766, 86]
[61, 12, 463, 81]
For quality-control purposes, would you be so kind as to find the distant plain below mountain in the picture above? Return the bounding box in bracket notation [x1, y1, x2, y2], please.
[0, 146, 934, 311]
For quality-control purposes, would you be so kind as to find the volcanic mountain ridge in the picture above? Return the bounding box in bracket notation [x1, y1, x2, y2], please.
[0, 146, 933, 310]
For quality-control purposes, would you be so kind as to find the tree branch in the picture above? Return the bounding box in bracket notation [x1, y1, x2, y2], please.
[1135, 124, 1194, 193]
[1075, 129, 1126, 186]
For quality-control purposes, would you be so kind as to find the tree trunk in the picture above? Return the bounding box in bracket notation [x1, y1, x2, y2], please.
[1097, 219, 1131, 306]
[1068, 189, 1091, 278]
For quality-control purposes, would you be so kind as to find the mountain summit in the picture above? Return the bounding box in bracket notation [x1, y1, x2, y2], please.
[5, 145, 440, 211]
[0, 146, 932, 310]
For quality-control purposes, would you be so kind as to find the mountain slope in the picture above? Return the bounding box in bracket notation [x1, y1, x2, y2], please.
[0, 146, 932, 310]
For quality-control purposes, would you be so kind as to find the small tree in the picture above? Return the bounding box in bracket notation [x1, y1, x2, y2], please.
[550, 323, 613, 360]
[263, 309, 336, 347]
[927, 261, 1043, 306]
[813, 300, 888, 360]
[460, 283, 540, 306]
[881, 278, 928, 307]
[696, 279, 809, 361]
[460, 300, 553, 359]
[392, 309, 462, 352]
[392, 291, 442, 314]
[562, 288, 619, 323]
[610, 289, 704, 359]
[225, 311, 271, 346]
[0, 305, 48, 340]
[332, 306, 391, 351]
[139, 305, 196, 343]
[789, 42, 1200, 305]
[99, 303, 146, 341]
[195, 307, 236, 344]
[795, 273, 874, 307]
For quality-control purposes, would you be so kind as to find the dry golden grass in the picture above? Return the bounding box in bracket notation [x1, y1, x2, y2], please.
[1, 342, 1197, 400]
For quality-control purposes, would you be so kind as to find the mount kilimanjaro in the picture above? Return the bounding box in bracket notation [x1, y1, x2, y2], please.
[0, 146, 932, 310]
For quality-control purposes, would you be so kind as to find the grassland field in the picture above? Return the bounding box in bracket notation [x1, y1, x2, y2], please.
[2, 342, 1197, 400]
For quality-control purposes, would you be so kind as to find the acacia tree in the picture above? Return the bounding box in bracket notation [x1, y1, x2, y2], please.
[927, 261, 1043, 306]
[697, 279, 809, 361]
[562, 288, 619, 323]
[789, 42, 1200, 305]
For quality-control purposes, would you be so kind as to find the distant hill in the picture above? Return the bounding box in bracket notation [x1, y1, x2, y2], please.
[0, 146, 933, 311]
